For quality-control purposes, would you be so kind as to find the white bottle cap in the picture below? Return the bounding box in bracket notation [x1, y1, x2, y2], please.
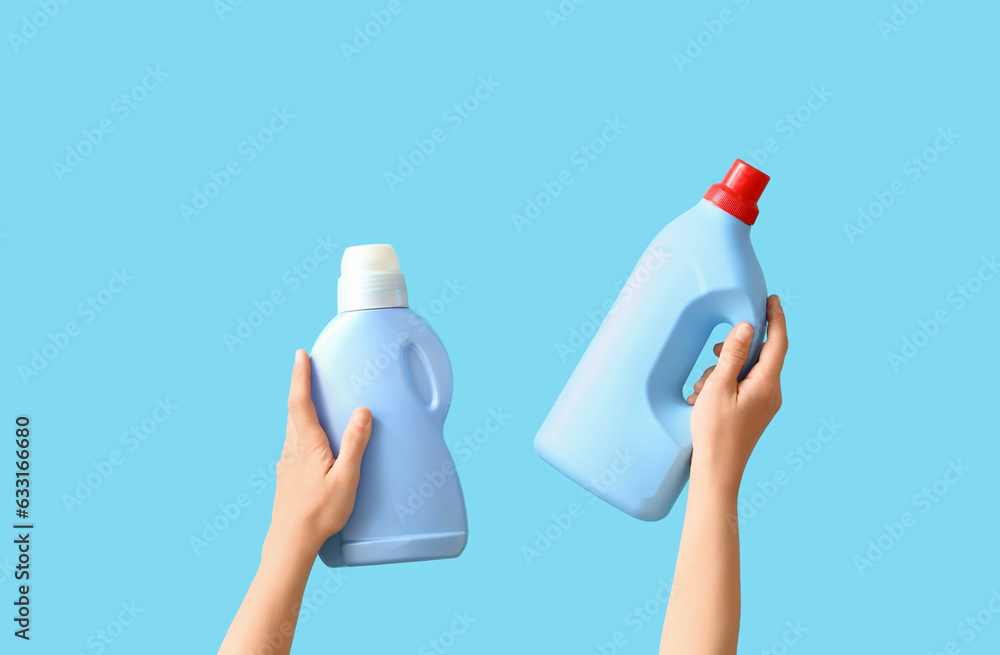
[337, 244, 409, 312]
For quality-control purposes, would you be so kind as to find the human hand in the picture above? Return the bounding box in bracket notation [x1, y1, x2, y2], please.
[269, 349, 372, 555]
[686, 295, 788, 497]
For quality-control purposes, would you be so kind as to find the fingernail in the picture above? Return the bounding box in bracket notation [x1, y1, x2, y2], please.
[295, 349, 305, 364]
[735, 323, 753, 343]
[351, 408, 371, 427]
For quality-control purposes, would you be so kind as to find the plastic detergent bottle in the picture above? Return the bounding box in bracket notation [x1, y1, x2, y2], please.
[534, 159, 771, 521]
[309, 244, 468, 567]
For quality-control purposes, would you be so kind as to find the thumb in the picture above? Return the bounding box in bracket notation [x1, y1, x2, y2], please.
[712, 322, 754, 390]
[332, 407, 372, 477]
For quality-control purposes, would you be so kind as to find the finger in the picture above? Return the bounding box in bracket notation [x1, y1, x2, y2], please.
[711, 322, 754, 390]
[746, 295, 788, 383]
[331, 407, 372, 477]
[687, 392, 698, 406]
[692, 365, 716, 394]
[713, 342, 723, 357]
[287, 349, 328, 451]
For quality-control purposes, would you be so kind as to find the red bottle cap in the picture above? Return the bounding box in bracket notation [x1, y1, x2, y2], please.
[703, 159, 770, 225]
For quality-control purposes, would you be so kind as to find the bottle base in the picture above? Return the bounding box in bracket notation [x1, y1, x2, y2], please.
[320, 530, 468, 568]
[534, 432, 687, 522]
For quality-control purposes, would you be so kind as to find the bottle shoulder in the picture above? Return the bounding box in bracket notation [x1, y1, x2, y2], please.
[648, 205, 764, 289]
[313, 307, 444, 351]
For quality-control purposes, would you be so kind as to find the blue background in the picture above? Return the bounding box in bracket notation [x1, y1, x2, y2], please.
[3, 0, 999, 653]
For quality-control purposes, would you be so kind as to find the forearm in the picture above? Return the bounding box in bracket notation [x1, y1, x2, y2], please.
[659, 474, 741, 655]
[219, 529, 318, 655]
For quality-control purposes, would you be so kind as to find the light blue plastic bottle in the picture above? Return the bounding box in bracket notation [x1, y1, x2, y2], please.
[534, 160, 771, 521]
[309, 244, 468, 567]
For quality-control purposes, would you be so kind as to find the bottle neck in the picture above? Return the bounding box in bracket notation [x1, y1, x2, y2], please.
[337, 273, 408, 312]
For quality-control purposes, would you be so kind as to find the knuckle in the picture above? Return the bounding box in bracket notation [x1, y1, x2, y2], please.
[287, 395, 302, 411]
[726, 347, 748, 363]
[342, 431, 364, 452]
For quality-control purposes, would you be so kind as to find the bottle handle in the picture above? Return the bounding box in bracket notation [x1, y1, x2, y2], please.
[652, 295, 768, 427]
[725, 306, 768, 384]
[403, 330, 453, 429]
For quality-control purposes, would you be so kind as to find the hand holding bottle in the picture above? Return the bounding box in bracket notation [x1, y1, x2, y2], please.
[534, 159, 772, 520]
[310, 244, 468, 568]
[687, 294, 788, 498]
[220, 350, 372, 655]
[273, 349, 373, 553]
[659, 294, 787, 655]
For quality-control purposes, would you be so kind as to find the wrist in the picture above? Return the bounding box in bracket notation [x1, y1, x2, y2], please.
[262, 522, 322, 571]
[688, 463, 742, 504]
